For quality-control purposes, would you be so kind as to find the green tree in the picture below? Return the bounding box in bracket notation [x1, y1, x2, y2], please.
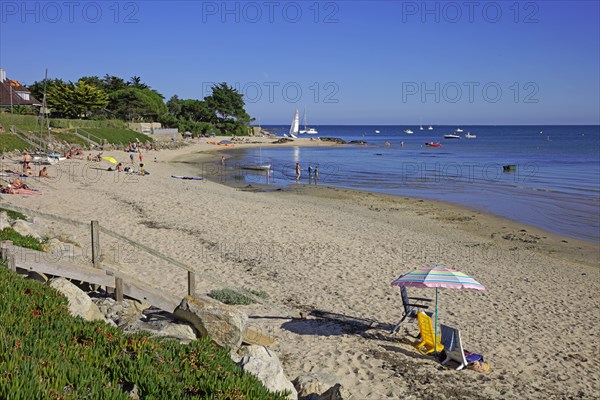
[109, 87, 167, 121]
[44, 80, 108, 118]
[102, 75, 128, 92]
[79, 76, 104, 90]
[166, 95, 182, 116]
[127, 76, 149, 89]
[181, 99, 212, 122]
[27, 78, 63, 103]
[205, 82, 250, 134]
[71, 80, 109, 116]
[45, 80, 75, 117]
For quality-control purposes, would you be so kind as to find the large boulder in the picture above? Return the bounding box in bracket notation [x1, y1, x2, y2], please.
[43, 238, 66, 255]
[93, 296, 148, 327]
[318, 384, 351, 400]
[49, 278, 107, 322]
[293, 373, 338, 399]
[11, 219, 42, 239]
[237, 345, 297, 400]
[0, 211, 11, 231]
[173, 295, 248, 349]
[123, 319, 197, 343]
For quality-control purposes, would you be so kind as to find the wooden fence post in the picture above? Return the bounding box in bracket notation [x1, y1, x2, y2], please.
[115, 277, 123, 302]
[90, 221, 100, 268]
[1, 240, 13, 261]
[7, 254, 16, 272]
[188, 271, 196, 296]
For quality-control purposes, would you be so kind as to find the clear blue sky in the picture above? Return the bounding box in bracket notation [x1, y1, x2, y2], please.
[1, 0, 599, 125]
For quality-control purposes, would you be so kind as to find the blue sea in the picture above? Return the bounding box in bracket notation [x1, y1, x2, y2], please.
[224, 125, 600, 242]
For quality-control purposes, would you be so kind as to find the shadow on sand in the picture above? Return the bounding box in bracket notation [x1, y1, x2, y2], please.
[279, 309, 401, 338]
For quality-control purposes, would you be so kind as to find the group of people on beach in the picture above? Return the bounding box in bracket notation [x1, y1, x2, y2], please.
[0, 176, 42, 194]
[64, 147, 84, 159]
[126, 141, 153, 153]
[295, 162, 319, 182]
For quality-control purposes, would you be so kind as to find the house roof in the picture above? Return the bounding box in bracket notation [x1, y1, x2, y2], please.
[0, 78, 41, 107]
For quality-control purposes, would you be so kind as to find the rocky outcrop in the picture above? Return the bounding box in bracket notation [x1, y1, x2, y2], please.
[293, 373, 337, 399]
[173, 295, 248, 349]
[319, 384, 351, 400]
[236, 345, 297, 400]
[49, 278, 107, 322]
[273, 138, 295, 144]
[320, 137, 346, 144]
[0, 211, 11, 230]
[123, 318, 197, 343]
[93, 296, 149, 327]
[11, 219, 43, 239]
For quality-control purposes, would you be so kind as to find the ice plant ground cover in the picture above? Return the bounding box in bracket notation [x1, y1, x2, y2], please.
[0, 264, 287, 399]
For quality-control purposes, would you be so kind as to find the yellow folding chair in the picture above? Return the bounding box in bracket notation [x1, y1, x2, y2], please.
[415, 311, 444, 354]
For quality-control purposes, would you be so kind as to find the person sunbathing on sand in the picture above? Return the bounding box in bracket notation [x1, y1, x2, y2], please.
[10, 178, 29, 190]
[0, 185, 15, 194]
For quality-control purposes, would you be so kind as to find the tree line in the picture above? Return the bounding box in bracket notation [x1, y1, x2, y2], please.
[27, 75, 252, 136]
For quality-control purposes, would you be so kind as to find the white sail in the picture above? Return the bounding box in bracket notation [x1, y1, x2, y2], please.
[289, 109, 299, 137]
[299, 107, 307, 134]
[299, 107, 318, 134]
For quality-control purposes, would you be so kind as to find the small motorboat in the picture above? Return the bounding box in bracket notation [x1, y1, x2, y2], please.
[404, 129, 414, 134]
[465, 132, 477, 139]
[425, 142, 441, 147]
[241, 164, 271, 171]
[444, 134, 461, 139]
[455, 128, 464, 133]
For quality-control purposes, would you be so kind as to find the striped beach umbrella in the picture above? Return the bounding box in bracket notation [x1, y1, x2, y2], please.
[391, 265, 485, 353]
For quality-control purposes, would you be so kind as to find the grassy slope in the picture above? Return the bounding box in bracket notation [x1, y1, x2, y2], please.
[0, 114, 152, 151]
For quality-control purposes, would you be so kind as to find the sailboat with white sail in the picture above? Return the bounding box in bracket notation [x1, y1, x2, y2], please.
[299, 107, 318, 134]
[288, 109, 299, 138]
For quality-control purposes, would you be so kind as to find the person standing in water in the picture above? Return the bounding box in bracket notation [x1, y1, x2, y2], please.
[295, 162, 301, 182]
[314, 164, 319, 180]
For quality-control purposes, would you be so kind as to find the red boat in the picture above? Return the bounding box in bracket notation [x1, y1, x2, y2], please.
[425, 142, 441, 147]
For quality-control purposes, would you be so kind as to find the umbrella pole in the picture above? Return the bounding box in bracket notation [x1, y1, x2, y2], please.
[434, 288, 438, 353]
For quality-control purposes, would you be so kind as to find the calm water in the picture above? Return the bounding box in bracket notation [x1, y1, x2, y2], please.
[223, 125, 600, 242]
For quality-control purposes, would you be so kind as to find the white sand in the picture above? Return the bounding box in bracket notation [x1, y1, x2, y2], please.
[2, 138, 598, 399]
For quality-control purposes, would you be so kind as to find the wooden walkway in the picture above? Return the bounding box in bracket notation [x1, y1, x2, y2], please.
[1, 240, 182, 313]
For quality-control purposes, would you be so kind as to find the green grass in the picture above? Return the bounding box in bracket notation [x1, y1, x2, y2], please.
[0, 267, 287, 399]
[0, 227, 46, 251]
[0, 113, 41, 133]
[0, 207, 28, 221]
[82, 127, 152, 145]
[52, 130, 95, 148]
[0, 114, 151, 151]
[0, 134, 31, 152]
[208, 288, 269, 305]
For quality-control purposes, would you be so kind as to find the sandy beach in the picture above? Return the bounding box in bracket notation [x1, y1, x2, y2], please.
[2, 138, 599, 399]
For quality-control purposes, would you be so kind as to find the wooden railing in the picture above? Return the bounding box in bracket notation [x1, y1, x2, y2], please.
[0, 204, 278, 314]
[0, 219, 198, 313]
